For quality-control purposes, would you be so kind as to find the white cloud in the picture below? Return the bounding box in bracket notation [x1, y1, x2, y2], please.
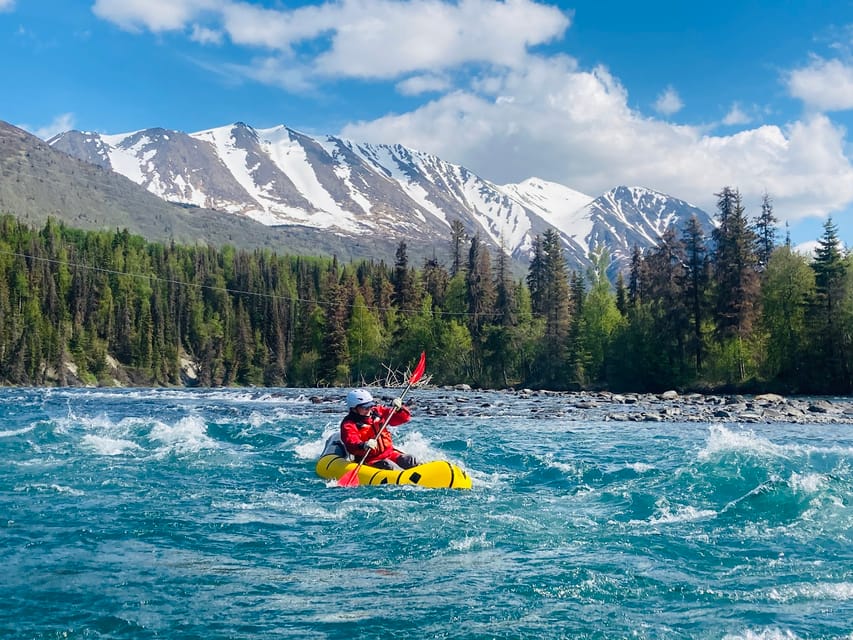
[722, 102, 751, 126]
[92, 0, 220, 32]
[0, 0, 15, 12]
[787, 57, 853, 111]
[38, 113, 76, 140]
[793, 240, 819, 258]
[223, 57, 316, 93]
[653, 86, 683, 116]
[190, 24, 223, 45]
[310, 0, 570, 78]
[341, 57, 853, 227]
[397, 74, 452, 96]
[93, 0, 570, 79]
[19, 113, 76, 140]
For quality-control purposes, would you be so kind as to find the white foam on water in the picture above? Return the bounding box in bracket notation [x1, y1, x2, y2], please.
[20, 483, 84, 496]
[148, 415, 216, 455]
[699, 424, 790, 461]
[648, 504, 717, 525]
[765, 581, 853, 603]
[538, 452, 581, 475]
[788, 471, 827, 494]
[626, 461, 655, 473]
[632, 498, 717, 526]
[396, 430, 447, 463]
[215, 489, 380, 522]
[449, 531, 491, 551]
[81, 434, 142, 456]
[723, 629, 801, 640]
[0, 425, 35, 438]
[294, 425, 338, 460]
[701, 424, 853, 461]
[59, 411, 119, 434]
[247, 410, 272, 428]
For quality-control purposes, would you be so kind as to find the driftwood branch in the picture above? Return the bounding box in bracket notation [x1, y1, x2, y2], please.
[365, 362, 431, 388]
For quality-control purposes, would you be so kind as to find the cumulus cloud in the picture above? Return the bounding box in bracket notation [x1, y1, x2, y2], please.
[653, 86, 683, 116]
[310, 0, 569, 77]
[342, 58, 853, 225]
[787, 57, 853, 111]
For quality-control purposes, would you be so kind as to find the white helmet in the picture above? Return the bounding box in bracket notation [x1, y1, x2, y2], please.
[346, 389, 375, 409]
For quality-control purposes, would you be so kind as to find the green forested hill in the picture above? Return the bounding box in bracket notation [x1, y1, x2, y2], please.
[0, 205, 852, 393]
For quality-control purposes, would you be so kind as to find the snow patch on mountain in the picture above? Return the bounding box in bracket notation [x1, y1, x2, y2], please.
[99, 131, 148, 185]
[500, 177, 594, 243]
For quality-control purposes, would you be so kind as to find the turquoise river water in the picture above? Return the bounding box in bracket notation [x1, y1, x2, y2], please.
[1, 387, 852, 639]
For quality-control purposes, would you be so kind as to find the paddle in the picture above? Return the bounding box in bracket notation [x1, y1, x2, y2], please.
[338, 351, 426, 487]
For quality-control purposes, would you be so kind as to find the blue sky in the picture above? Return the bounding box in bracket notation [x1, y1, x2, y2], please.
[2, 0, 853, 249]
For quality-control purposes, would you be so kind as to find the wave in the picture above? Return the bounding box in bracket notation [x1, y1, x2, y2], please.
[698, 423, 793, 461]
[81, 433, 142, 456]
[629, 498, 717, 526]
[148, 415, 218, 455]
[700, 423, 853, 461]
[17, 482, 84, 496]
[679, 425, 852, 528]
[0, 425, 35, 438]
[762, 581, 853, 603]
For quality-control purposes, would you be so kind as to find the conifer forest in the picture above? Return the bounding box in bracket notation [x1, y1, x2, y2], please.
[0, 187, 851, 393]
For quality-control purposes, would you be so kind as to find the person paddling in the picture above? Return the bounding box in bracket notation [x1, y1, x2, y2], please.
[340, 389, 418, 470]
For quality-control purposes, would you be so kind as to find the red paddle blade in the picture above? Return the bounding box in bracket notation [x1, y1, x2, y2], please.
[338, 468, 360, 487]
[410, 351, 426, 385]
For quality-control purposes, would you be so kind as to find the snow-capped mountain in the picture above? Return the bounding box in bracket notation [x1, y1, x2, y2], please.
[48, 122, 716, 274]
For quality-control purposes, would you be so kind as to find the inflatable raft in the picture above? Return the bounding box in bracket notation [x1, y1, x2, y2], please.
[316, 436, 472, 490]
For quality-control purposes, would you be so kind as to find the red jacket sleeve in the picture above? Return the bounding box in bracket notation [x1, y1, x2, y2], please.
[377, 404, 411, 427]
[340, 417, 366, 456]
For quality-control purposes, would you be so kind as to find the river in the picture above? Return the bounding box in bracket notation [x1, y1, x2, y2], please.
[1, 387, 851, 639]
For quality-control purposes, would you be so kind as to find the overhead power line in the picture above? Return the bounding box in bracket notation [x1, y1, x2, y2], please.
[0, 247, 507, 319]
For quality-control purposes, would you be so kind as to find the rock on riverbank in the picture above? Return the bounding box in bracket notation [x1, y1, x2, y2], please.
[330, 388, 853, 425]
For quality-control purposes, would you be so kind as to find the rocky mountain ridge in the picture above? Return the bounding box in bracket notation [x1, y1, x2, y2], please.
[49, 122, 717, 274]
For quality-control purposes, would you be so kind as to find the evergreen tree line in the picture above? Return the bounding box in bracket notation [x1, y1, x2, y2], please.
[0, 190, 850, 392]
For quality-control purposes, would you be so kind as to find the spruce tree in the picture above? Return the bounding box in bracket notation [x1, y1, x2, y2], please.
[809, 217, 850, 391]
[392, 240, 416, 313]
[527, 229, 571, 387]
[643, 227, 689, 385]
[628, 245, 643, 308]
[466, 235, 496, 339]
[681, 215, 709, 373]
[711, 187, 760, 381]
[526, 235, 546, 316]
[422, 257, 449, 311]
[319, 272, 350, 385]
[754, 191, 778, 270]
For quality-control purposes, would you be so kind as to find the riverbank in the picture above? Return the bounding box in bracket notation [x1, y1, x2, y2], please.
[309, 387, 853, 425]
